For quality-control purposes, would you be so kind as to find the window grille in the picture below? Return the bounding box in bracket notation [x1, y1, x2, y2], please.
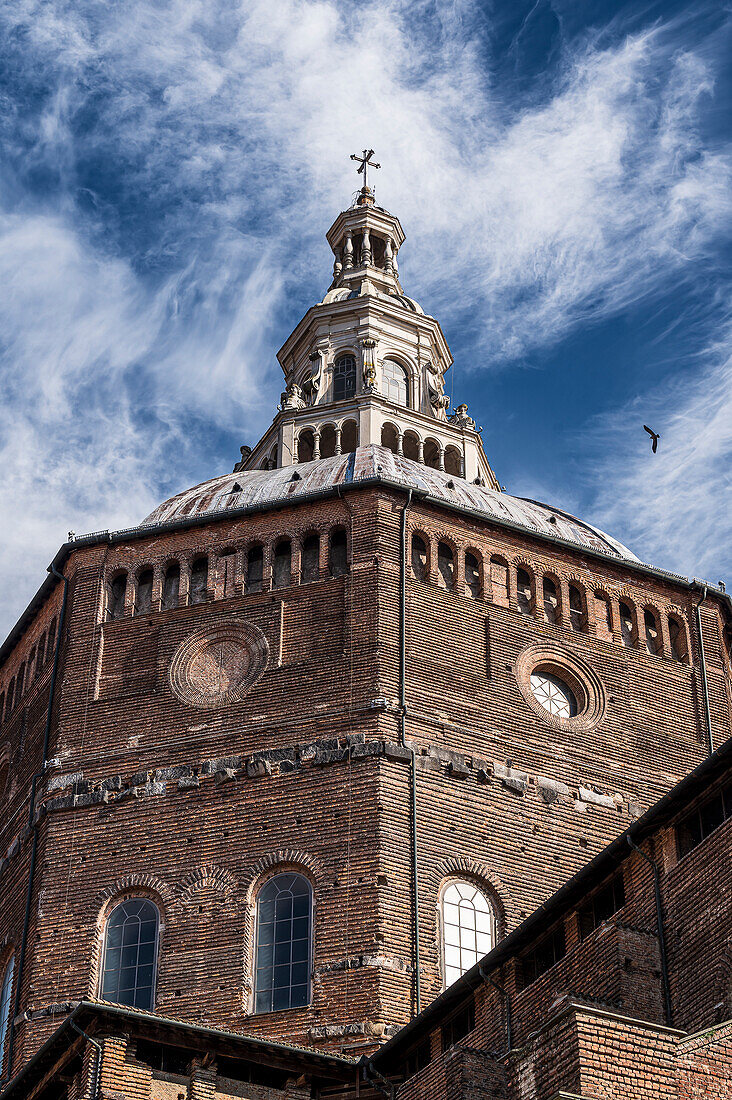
[578, 875, 626, 939]
[441, 1000, 475, 1050]
[441, 881, 495, 988]
[677, 784, 732, 858]
[254, 873, 312, 1013]
[100, 899, 159, 1010]
[333, 355, 356, 401]
[519, 926, 565, 989]
[381, 360, 408, 406]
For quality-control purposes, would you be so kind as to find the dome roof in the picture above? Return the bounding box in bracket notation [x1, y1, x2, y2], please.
[141, 445, 637, 562]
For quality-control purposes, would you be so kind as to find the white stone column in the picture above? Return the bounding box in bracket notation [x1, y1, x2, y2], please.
[397, 431, 404, 456]
[384, 237, 394, 275]
[344, 230, 353, 269]
[313, 429, 321, 460]
[417, 439, 424, 464]
[361, 227, 371, 266]
[334, 426, 342, 455]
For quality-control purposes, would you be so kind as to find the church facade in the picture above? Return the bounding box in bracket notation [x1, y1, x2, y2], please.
[0, 171, 730, 1100]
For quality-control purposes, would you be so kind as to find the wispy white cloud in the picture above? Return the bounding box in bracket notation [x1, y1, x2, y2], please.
[0, 0, 730, 632]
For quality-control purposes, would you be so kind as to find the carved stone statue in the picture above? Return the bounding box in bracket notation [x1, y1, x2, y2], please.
[449, 403, 477, 430]
[281, 383, 306, 411]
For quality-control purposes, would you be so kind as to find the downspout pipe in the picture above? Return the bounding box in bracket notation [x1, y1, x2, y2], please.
[2, 565, 69, 1087]
[68, 1020, 102, 1100]
[626, 836, 672, 1026]
[479, 964, 511, 1055]
[363, 1061, 395, 1100]
[695, 584, 713, 754]
[399, 491, 421, 1017]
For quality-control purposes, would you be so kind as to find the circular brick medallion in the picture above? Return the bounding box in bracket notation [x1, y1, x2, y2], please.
[515, 641, 605, 731]
[169, 621, 269, 709]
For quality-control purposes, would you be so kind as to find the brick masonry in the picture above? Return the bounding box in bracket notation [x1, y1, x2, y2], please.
[0, 481, 730, 1095]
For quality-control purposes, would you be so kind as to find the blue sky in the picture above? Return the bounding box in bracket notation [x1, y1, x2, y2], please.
[0, 0, 731, 635]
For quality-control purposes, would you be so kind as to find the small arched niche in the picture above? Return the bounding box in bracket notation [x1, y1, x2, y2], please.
[444, 446, 462, 478]
[319, 424, 337, 460]
[340, 419, 358, 454]
[381, 423, 399, 455]
[297, 430, 315, 464]
[423, 439, 441, 471]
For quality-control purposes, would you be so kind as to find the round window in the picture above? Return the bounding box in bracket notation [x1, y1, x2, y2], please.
[530, 671, 577, 718]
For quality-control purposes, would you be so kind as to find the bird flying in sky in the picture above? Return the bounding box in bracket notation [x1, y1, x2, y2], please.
[644, 425, 660, 453]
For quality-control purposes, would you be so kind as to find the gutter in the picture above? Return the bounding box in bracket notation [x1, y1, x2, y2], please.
[398, 490, 421, 1017]
[68, 1021, 101, 1100]
[694, 585, 714, 754]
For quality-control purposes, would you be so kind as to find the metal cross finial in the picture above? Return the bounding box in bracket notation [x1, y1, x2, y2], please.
[350, 148, 380, 192]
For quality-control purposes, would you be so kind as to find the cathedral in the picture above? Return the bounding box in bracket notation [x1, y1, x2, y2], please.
[0, 157, 731, 1100]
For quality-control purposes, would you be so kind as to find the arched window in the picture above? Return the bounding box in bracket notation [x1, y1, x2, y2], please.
[246, 545, 264, 593]
[0, 954, 14, 1074]
[301, 534, 320, 583]
[36, 632, 47, 675]
[329, 529, 348, 577]
[254, 873, 312, 1013]
[668, 616, 687, 662]
[543, 578, 559, 624]
[568, 585, 586, 632]
[644, 609, 661, 656]
[595, 592, 613, 641]
[381, 360, 408, 406]
[6, 678, 15, 719]
[136, 569, 153, 615]
[333, 355, 356, 402]
[517, 569, 533, 617]
[441, 882, 495, 989]
[437, 543, 454, 590]
[273, 540, 292, 589]
[411, 534, 428, 582]
[107, 574, 127, 621]
[17, 662, 26, 703]
[161, 563, 180, 611]
[190, 557, 209, 605]
[100, 899, 159, 1010]
[619, 601, 635, 648]
[490, 557, 509, 608]
[465, 552, 481, 598]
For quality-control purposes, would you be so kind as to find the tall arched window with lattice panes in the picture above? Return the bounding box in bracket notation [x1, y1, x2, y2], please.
[0, 954, 14, 1076]
[441, 881, 495, 989]
[100, 898, 159, 1010]
[381, 359, 409, 406]
[254, 873, 312, 1013]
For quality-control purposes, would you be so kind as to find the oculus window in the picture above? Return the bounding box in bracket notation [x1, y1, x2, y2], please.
[530, 671, 577, 719]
